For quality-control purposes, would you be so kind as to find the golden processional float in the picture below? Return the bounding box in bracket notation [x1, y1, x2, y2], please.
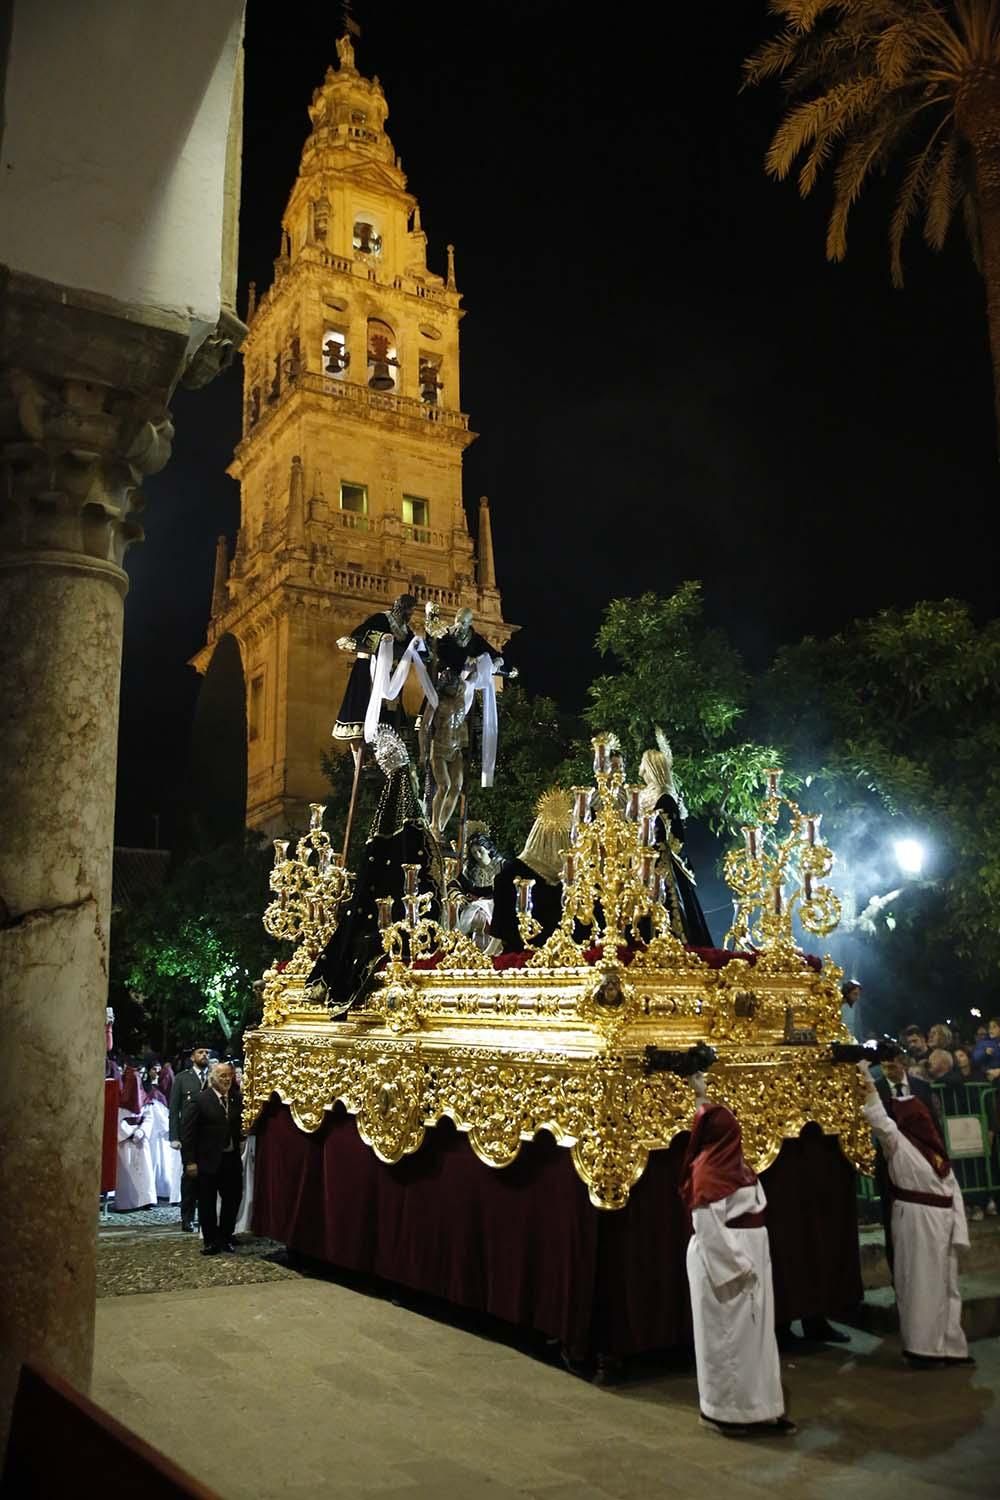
[242, 737, 873, 1209]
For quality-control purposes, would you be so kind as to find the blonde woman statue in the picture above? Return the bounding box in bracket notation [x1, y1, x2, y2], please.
[639, 730, 713, 947]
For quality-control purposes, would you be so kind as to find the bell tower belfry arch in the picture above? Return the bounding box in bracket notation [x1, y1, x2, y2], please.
[193, 33, 512, 833]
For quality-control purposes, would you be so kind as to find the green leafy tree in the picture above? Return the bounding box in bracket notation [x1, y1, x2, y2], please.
[111, 835, 280, 1057]
[586, 583, 786, 833]
[744, 1, 1000, 443]
[754, 599, 1000, 996]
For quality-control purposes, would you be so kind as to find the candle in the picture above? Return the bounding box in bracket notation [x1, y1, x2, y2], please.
[447, 896, 462, 931]
[402, 862, 421, 895]
[570, 787, 591, 841]
[273, 839, 289, 865]
[309, 803, 325, 831]
[801, 813, 821, 847]
[514, 877, 535, 915]
[639, 813, 656, 848]
[562, 852, 576, 886]
[376, 896, 394, 930]
[443, 857, 460, 888]
[764, 768, 782, 800]
[772, 883, 785, 916]
[624, 785, 642, 822]
[742, 826, 762, 861]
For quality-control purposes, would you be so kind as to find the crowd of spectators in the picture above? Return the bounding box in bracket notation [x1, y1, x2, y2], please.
[885, 1015, 999, 1221]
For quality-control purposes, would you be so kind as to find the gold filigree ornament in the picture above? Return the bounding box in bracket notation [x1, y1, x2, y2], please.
[260, 803, 354, 1024]
[724, 770, 841, 955]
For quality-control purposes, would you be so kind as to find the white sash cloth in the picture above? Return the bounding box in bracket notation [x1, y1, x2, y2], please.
[461, 652, 499, 788]
[234, 1135, 256, 1235]
[364, 632, 438, 744]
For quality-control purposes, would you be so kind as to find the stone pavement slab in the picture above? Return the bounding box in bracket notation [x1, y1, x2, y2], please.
[93, 1275, 999, 1500]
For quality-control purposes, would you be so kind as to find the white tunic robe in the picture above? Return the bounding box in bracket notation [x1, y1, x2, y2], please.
[146, 1099, 182, 1204]
[864, 1097, 969, 1358]
[114, 1109, 157, 1211]
[687, 1180, 784, 1424]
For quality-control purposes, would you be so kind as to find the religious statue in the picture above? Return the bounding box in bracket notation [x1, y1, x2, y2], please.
[449, 823, 505, 953]
[332, 593, 434, 745]
[419, 668, 469, 838]
[435, 606, 516, 789]
[307, 727, 439, 1014]
[638, 730, 713, 947]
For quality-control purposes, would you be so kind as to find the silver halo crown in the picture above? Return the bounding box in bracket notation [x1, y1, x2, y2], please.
[372, 726, 410, 774]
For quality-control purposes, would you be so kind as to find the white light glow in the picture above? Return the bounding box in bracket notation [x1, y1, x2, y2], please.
[894, 838, 925, 877]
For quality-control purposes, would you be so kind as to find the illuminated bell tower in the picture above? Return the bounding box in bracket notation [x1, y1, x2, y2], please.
[193, 34, 512, 833]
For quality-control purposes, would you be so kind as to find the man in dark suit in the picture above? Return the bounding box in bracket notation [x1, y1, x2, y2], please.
[180, 1062, 243, 1256]
[169, 1046, 210, 1231]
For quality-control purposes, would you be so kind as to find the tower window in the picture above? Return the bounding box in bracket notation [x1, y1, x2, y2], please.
[353, 220, 382, 256]
[367, 318, 398, 391]
[340, 482, 368, 516]
[402, 495, 429, 529]
[248, 672, 265, 743]
[419, 355, 443, 407]
[323, 328, 349, 376]
[350, 110, 367, 126]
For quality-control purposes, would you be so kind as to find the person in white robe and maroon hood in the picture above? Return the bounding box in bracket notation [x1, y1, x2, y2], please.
[680, 1074, 795, 1436]
[859, 1061, 971, 1366]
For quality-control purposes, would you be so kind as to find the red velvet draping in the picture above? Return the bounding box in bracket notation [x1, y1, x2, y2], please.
[252, 1102, 861, 1358]
[100, 1078, 120, 1194]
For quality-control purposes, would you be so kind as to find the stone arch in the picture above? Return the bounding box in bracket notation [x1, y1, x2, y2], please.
[183, 632, 248, 851]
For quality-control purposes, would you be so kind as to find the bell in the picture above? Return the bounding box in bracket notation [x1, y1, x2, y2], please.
[420, 381, 440, 406]
[369, 362, 395, 391]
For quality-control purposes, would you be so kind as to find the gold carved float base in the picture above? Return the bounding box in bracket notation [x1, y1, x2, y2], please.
[243, 947, 873, 1210]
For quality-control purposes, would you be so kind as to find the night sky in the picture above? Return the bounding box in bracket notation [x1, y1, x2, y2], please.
[115, 0, 1000, 849]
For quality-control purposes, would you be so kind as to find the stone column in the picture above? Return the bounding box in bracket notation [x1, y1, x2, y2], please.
[0, 273, 211, 1444]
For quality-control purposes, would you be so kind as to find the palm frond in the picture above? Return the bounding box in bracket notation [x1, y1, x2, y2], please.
[766, 75, 884, 183]
[924, 129, 963, 250]
[889, 123, 948, 286]
[743, 28, 803, 87]
[826, 111, 905, 259]
[746, 0, 992, 288]
[767, 0, 855, 30]
[874, 21, 916, 85]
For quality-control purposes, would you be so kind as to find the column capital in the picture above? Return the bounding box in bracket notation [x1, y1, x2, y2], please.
[0, 269, 245, 571]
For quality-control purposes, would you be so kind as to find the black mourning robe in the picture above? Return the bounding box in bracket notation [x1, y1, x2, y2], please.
[308, 764, 439, 1012]
[436, 628, 504, 675]
[332, 613, 422, 742]
[653, 793, 714, 948]
[490, 857, 563, 953]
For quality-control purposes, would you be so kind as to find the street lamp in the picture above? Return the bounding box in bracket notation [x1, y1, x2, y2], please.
[893, 838, 925, 878]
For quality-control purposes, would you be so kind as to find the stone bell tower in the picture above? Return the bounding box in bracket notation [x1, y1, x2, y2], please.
[193, 33, 512, 833]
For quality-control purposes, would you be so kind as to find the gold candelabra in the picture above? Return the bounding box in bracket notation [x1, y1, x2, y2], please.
[534, 734, 673, 965]
[724, 769, 841, 953]
[263, 803, 354, 961]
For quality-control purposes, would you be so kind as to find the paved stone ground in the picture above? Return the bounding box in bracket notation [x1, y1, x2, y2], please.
[94, 1225, 999, 1500]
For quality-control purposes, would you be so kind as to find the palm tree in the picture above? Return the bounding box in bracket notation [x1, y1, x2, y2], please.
[744, 1, 1000, 446]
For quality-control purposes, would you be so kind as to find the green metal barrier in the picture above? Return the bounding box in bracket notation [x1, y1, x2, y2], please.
[931, 1080, 998, 1201]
